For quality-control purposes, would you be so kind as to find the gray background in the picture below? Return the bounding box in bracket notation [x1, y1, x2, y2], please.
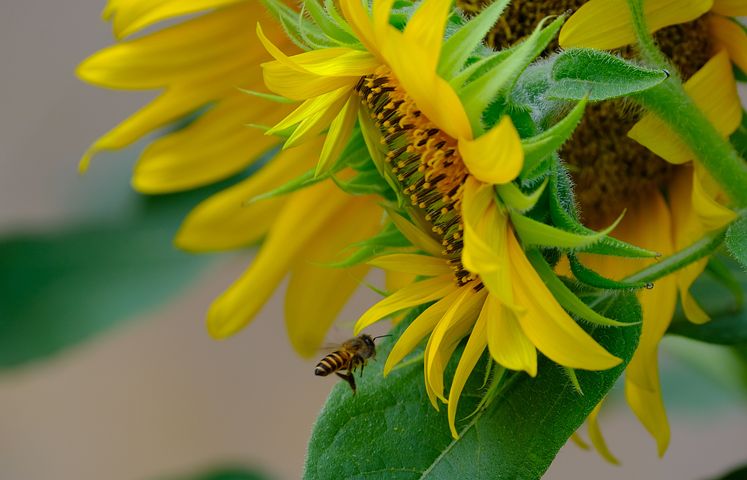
[1, 1, 745, 478]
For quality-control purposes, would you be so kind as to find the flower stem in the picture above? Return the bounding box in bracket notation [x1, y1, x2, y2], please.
[625, 0, 747, 208]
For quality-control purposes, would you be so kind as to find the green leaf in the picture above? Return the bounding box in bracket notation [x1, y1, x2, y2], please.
[709, 464, 747, 480]
[438, 0, 511, 79]
[160, 465, 271, 480]
[568, 253, 652, 290]
[725, 215, 747, 271]
[668, 259, 747, 345]
[305, 294, 641, 479]
[521, 98, 587, 177]
[548, 49, 669, 101]
[0, 211, 211, 370]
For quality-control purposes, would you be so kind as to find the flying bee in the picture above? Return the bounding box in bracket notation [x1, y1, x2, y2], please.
[314, 334, 390, 393]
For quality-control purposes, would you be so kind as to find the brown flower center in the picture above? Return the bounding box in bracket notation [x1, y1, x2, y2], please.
[355, 66, 477, 287]
[456, 0, 714, 226]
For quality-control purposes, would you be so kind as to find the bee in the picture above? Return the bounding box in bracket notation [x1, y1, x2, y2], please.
[314, 334, 390, 393]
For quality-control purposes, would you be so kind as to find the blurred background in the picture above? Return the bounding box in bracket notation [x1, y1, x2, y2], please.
[1, 1, 746, 479]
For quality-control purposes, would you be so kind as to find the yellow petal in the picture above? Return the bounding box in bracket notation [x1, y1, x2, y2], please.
[712, 0, 747, 15]
[384, 288, 463, 375]
[107, 0, 248, 39]
[424, 287, 486, 406]
[628, 50, 741, 164]
[510, 230, 621, 370]
[387, 210, 444, 258]
[483, 295, 538, 376]
[317, 96, 360, 174]
[354, 275, 458, 334]
[614, 191, 676, 393]
[385, 270, 417, 296]
[559, 0, 713, 49]
[284, 90, 353, 148]
[133, 92, 289, 193]
[447, 307, 488, 438]
[588, 401, 620, 465]
[709, 15, 747, 75]
[339, 0, 379, 57]
[382, 32, 473, 141]
[403, 0, 451, 73]
[207, 180, 351, 339]
[458, 116, 524, 184]
[372, 0, 396, 44]
[368, 254, 452, 276]
[626, 356, 670, 456]
[174, 137, 321, 251]
[286, 197, 382, 357]
[79, 4, 264, 89]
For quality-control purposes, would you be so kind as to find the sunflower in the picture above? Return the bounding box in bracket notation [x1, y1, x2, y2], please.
[257, 0, 650, 438]
[554, 0, 744, 455]
[77, 1, 385, 356]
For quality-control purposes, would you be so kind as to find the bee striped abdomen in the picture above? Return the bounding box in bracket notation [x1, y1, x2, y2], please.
[315, 350, 353, 376]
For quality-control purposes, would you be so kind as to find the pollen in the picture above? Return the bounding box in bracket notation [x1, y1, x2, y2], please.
[356, 67, 476, 287]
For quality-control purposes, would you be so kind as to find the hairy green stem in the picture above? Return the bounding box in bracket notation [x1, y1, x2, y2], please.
[625, 0, 747, 208]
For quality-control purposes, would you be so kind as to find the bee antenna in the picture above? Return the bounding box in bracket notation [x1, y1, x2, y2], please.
[372, 334, 392, 341]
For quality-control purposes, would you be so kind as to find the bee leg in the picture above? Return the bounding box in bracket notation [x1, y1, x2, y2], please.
[336, 372, 357, 394]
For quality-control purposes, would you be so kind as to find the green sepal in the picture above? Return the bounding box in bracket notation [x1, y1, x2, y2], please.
[358, 110, 406, 207]
[568, 253, 652, 290]
[547, 49, 670, 101]
[527, 250, 632, 327]
[459, 15, 565, 133]
[438, 0, 511, 79]
[304, 0, 359, 46]
[564, 367, 583, 395]
[326, 222, 412, 268]
[237, 88, 296, 104]
[725, 214, 747, 271]
[496, 178, 547, 213]
[510, 209, 623, 250]
[549, 168, 659, 258]
[332, 170, 394, 197]
[521, 98, 587, 178]
[261, 0, 312, 51]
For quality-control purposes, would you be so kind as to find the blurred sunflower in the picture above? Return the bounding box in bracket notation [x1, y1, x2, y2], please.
[77, 1, 384, 356]
[552, 0, 743, 456]
[257, 0, 647, 438]
[461, 0, 744, 456]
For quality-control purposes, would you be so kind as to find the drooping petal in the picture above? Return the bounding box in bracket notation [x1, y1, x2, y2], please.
[403, 0, 452, 73]
[384, 287, 463, 375]
[354, 276, 459, 334]
[447, 307, 488, 438]
[587, 400, 619, 465]
[317, 96, 360, 175]
[559, 0, 713, 49]
[368, 254, 453, 276]
[458, 116, 524, 184]
[709, 15, 747, 74]
[712, 0, 747, 15]
[133, 92, 289, 193]
[626, 350, 671, 456]
[339, 0, 379, 56]
[284, 90, 353, 148]
[483, 295, 537, 376]
[207, 180, 351, 339]
[628, 51, 741, 164]
[286, 196, 382, 357]
[510, 230, 621, 370]
[175, 137, 322, 251]
[425, 287, 486, 406]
